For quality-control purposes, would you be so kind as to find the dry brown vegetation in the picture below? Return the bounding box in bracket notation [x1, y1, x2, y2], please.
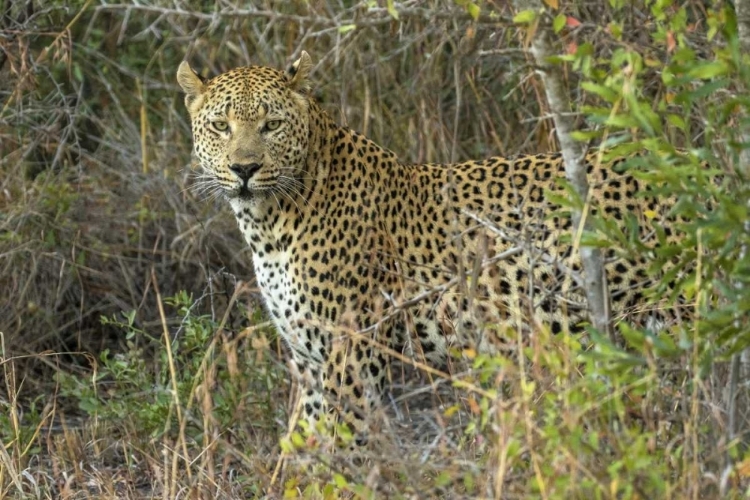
[2, 0, 750, 498]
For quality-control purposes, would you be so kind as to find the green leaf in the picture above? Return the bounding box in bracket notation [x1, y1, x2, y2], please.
[579, 233, 612, 248]
[463, 472, 476, 493]
[387, 0, 399, 20]
[333, 473, 348, 487]
[581, 81, 619, 103]
[513, 9, 537, 24]
[435, 472, 452, 487]
[675, 79, 728, 103]
[688, 60, 730, 80]
[620, 323, 645, 350]
[290, 431, 306, 448]
[654, 332, 679, 356]
[466, 2, 480, 20]
[608, 21, 623, 39]
[280, 437, 294, 454]
[666, 113, 686, 131]
[605, 113, 639, 129]
[571, 130, 603, 141]
[553, 13, 566, 33]
[338, 24, 356, 34]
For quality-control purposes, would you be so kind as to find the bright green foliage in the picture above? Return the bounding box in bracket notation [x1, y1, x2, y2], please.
[565, 4, 750, 362]
[454, 0, 482, 20]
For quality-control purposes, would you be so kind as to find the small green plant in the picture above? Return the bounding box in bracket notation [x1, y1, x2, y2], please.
[58, 291, 282, 441]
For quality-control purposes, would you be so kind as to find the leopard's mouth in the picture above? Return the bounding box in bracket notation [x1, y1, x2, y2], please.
[227, 181, 279, 203]
[227, 175, 281, 202]
[224, 182, 259, 202]
[223, 168, 281, 203]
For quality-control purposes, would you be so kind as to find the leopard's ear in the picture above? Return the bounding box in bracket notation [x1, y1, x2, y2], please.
[286, 51, 313, 94]
[177, 61, 206, 108]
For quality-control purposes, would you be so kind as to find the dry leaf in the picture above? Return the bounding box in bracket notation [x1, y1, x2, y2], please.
[736, 457, 750, 478]
[467, 396, 480, 415]
[566, 16, 581, 28]
[666, 31, 676, 52]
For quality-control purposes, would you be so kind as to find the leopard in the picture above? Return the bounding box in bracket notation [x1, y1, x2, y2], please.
[177, 51, 680, 445]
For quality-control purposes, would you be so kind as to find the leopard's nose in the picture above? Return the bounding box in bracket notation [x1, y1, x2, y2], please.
[230, 163, 262, 183]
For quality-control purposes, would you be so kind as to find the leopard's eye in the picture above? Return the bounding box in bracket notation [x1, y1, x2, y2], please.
[212, 121, 229, 132]
[264, 120, 282, 132]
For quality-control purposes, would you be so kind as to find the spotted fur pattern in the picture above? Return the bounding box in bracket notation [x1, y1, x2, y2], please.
[177, 52, 676, 443]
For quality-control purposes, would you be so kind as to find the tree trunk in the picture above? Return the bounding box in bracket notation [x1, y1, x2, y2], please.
[511, 0, 613, 339]
[728, 0, 750, 458]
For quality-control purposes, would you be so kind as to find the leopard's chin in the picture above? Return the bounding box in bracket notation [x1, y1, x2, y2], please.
[236, 185, 256, 201]
[223, 183, 258, 202]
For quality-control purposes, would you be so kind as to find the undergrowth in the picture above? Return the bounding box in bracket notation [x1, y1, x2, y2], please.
[3, 294, 737, 497]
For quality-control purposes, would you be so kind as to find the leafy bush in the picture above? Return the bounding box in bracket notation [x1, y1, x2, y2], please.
[56, 290, 283, 440]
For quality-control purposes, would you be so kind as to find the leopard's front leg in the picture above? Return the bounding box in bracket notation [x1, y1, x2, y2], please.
[319, 335, 388, 446]
[288, 343, 386, 448]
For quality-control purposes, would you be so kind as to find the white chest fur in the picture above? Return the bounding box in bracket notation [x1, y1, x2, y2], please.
[252, 250, 290, 321]
[230, 200, 325, 364]
[251, 245, 325, 364]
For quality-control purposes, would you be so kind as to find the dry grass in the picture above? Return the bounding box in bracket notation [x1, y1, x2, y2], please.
[1, 0, 748, 498]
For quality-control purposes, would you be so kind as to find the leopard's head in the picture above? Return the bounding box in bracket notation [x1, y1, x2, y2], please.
[177, 52, 314, 206]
